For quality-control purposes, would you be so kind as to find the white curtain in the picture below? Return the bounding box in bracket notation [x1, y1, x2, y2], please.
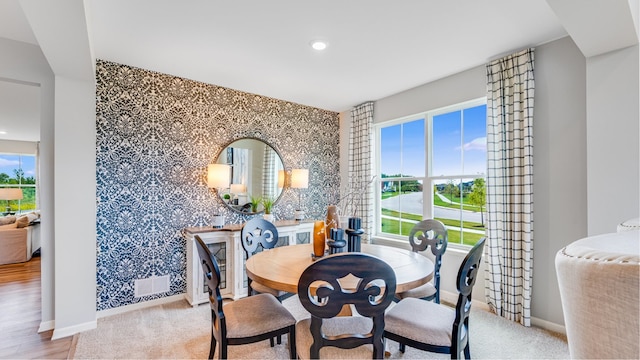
[485, 48, 535, 326]
[348, 102, 374, 242]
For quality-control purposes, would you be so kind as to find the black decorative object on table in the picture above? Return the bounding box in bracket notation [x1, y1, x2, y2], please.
[327, 228, 346, 254]
[345, 217, 364, 252]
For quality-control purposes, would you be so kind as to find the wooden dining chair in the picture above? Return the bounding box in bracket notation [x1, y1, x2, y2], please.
[240, 217, 291, 346]
[384, 238, 486, 360]
[395, 219, 448, 303]
[194, 235, 296, 360]
[240, 217, 290, 300]
[296, 253, 397, 359]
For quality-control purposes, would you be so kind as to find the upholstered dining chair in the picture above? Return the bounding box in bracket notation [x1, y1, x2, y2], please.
[240, 217, 290, 300]
[194, 235, 296, 360]
[384, 237, 486, 360]
[296, 252, 397, 359]
[395, 219, 448, 303]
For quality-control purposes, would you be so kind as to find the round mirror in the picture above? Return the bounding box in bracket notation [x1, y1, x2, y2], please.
[215, 138, 285, 214]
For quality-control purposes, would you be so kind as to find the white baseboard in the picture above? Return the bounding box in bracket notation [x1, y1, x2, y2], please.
[52, 320, 97, 340]
[532, 316, 566, 335]
[38, 320, 55, 332]
[440, 290, 565, 334]
[97, 294, 186, 319]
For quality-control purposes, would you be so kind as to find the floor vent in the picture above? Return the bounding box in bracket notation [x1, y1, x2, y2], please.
[134, 275, 170, 297]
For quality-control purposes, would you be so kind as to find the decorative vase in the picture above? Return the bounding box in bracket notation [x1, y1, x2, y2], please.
[211, 214, 225, 229]
[325, 205, 339, 230]
[313, 220, 326, 258]
[263, 213, 274, 222]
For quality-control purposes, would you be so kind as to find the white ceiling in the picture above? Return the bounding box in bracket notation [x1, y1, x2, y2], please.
[1, 1, 635, 142]
[84, 0, 567, 112]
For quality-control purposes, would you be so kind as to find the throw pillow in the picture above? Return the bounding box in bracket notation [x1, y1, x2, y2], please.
[0, 222, 17, 229]
[26, 213, 39, 224]
[15, 215, 29, 228]
[0, 215, 16, 226]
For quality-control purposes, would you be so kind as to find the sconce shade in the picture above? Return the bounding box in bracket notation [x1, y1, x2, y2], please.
[230, 183, 246, 194]
[207, 164, 231, 189]
[0, 188, 23, 201]
[277, 170, 286, 188]
[291, 169, 309, 189]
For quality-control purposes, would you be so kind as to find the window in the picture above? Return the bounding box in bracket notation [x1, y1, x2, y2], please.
[375, 98, 486, 246]
[0, 154, 37, 215]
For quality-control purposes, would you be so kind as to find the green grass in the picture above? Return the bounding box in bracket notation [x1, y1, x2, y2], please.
[380, 217, 483, 246]
[433, 193, 482, 212]
[380, 207, 485, 246]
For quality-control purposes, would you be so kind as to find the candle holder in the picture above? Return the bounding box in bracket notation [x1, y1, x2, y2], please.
[327, 228, 346, 254]
[345, 217, 363, 252]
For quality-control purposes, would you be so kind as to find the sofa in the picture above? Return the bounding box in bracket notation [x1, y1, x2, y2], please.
[555, 230, 640, 359]
[0, 212, 41, 265]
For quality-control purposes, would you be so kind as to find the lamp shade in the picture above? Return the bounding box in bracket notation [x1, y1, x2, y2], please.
[207, 164, 230, 189]
[0, 188, 23, 201]
[230, 183, 246, 194]
[277, 170, 286, 188]
[291, 169, 309, 189]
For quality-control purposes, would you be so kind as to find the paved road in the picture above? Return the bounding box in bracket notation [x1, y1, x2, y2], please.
[381, 192, 484, 224]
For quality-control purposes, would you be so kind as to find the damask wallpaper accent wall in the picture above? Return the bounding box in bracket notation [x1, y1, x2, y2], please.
[95, 60, 340, 310]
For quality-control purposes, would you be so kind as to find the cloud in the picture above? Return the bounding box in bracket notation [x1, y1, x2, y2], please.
[457, 137, 486, 151]
[0, 157, 20, 167]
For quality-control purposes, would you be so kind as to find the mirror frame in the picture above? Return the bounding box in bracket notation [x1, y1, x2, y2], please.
[213, 137, 286, 215]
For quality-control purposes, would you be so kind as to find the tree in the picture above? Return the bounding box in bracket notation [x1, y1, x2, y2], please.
[445, 180, 459, 202]
[468, 178, 486, 225]
[13, 169, 24, 183]
[0, 173, 9, 184]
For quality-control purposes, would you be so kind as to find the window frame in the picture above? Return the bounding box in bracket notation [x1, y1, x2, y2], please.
[373, 97, 487, 248]
[0, 153, 38, 215]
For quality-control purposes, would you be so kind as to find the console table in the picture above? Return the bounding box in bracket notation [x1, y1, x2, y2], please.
[183, 220, 314, 305]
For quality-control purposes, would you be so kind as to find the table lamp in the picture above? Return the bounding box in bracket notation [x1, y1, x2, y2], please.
[291, 168, 309, 221]
[0, 188, 23, 214]
[207, 164, 230, 228]
[230, 183, 246, 205]
[277, 170, 286, 189]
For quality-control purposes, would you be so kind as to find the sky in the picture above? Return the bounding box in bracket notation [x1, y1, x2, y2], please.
[381, 104, 486, 179]
[0, 154, 36, 179]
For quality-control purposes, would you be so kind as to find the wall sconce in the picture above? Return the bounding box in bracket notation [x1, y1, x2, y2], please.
[207, 164, 230, 228]
[290, 168, 309, 221]
[0, 188, 23, 215]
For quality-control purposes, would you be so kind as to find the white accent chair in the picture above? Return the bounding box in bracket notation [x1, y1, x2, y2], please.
[555, 230, 640, 359]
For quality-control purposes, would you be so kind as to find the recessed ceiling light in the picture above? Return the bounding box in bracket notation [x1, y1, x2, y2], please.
[0, 131, 6, 135]
[310, 40, 328, 51]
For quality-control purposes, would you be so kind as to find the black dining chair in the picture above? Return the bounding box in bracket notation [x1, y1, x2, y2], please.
[384, 237, 486, 359]
[295, 252, 397, 359]
[240, 217, 292, 346]
[240, 217, 291, 300]
[395, 219, 448, 303]
[194, 235, 296, 359]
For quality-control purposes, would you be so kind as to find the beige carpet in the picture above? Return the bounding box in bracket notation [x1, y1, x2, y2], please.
[72, 297, 568, 359]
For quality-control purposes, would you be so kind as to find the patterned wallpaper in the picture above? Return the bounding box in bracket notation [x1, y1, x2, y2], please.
[95, 60, 340, 310]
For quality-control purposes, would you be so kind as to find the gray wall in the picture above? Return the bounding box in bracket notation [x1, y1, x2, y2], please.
[586, 44, 640, 235]
[531, 36, 588, 327]
[0, 38, 55, 329]
[361, 36, 590, 329]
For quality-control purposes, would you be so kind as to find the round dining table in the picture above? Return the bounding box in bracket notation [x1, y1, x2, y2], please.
[245, 243, 434, 294]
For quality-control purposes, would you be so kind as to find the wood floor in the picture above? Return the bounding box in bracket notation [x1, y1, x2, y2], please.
[0, 256, 73, 359]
